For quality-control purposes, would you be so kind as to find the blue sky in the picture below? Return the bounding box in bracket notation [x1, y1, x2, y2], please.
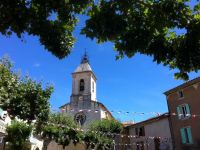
[0, 12, 199, 123]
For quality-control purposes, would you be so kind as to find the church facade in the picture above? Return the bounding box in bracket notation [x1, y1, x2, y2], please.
[60, 54, 113, 127]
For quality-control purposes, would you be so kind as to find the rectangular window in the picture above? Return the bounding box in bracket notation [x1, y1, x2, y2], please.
[135, 127, 145, 136]
[135, 128, 138, 136]
[154, 137, 160, 150]
[180, 127, 193, 144]
[139, 127, 145, 136]
[177, 104, 191, 119]
[178, 91, 184, 98]
[92, 81, 94, 92]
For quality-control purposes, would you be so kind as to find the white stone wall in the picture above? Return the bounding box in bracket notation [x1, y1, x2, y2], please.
[129, 118, 173, 150]
[72, 73, 90, 95]
[83, 109, 101, 127]
[146, 118, 173, 150]
[100, 109, 111, 119]
[69, 108, 101, 128]
[47, 141, 85, 150]
[60, 61, 108, 128]
[72, 72, 96, 101]
[63, 102, 104, 128]
[90, 75, 96, 101]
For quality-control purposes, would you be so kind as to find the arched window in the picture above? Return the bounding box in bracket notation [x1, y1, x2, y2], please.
[80, 79, 84, 91]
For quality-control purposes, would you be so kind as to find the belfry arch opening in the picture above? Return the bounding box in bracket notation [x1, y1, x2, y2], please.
[80, 79, 84, 91]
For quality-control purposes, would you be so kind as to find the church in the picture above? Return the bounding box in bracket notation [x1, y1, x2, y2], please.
[59, 53, 113, 127]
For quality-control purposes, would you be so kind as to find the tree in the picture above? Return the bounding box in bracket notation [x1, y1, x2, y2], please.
[0, 0, 93, 59]
[0, 56, 54, 123]
[1, 1, 200, 80]
[6, 120, 32, 150]
[8, 77, 53, 123]
[0, 56, 55, 149]
[38, 113, 83, 150]
[38, 115, 122, 150]
[82, 0, 200, 80]
[84, 119, 123, 150]
[0, 56, 20, 107]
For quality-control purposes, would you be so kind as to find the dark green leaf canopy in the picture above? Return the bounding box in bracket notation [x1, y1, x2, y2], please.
[0, 0, 200, 79]
[82, 0, 200, 80]
[0, 0, 93, 58]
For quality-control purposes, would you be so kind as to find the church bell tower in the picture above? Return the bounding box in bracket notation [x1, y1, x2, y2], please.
[70, 53, 97, 107]
[60, 52, 113, 126]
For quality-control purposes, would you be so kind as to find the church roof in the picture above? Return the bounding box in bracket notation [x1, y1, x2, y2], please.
[59, 101, 114, 119]
[74, 62, 93, 73]
[97, 101, 114, 119]
[73, 52, 93, 73]
[125, 113, 169, 128]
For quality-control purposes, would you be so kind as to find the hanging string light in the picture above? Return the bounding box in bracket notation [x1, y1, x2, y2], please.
[57, 108, 200, 118]
[43, 122, 172, 143]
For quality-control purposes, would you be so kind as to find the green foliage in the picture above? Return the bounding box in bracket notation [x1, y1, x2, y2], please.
[0, 56, 20, 107]
[0, 56, 54, 122]
[81, 0, 200, 80]
[0, 1, 200, 79]
[89, 119, 123, 134]
[39, 113, 83, 149]
[84, 119, 123, 150]
[84, 131, 114, 150]
[8, 77, 53, 122]
[6, 120, 32, 150]
[0, 0, 93, 59]
[38, 115, 122, 149]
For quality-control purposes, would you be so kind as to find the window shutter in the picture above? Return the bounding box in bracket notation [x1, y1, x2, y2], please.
[180, 128, 186, 144]
[135, 128, 138, 136]
[177, 106, 181, 119]
[187, 127, 193, 144]
[185, 104, 191, 115]
[0, 108, 3, 115]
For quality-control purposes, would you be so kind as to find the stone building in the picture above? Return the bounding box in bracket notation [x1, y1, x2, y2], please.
[124, 113, 173, 150]
[60, 53, 113, 127]
[164, 77, 200, 150]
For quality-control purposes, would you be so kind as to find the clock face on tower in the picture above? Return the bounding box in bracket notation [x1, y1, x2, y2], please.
[79, 96, 83, 100]
[74, 112, 86, 125]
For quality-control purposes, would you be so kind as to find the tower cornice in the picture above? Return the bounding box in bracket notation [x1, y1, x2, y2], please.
[71, 71, 97, 81]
